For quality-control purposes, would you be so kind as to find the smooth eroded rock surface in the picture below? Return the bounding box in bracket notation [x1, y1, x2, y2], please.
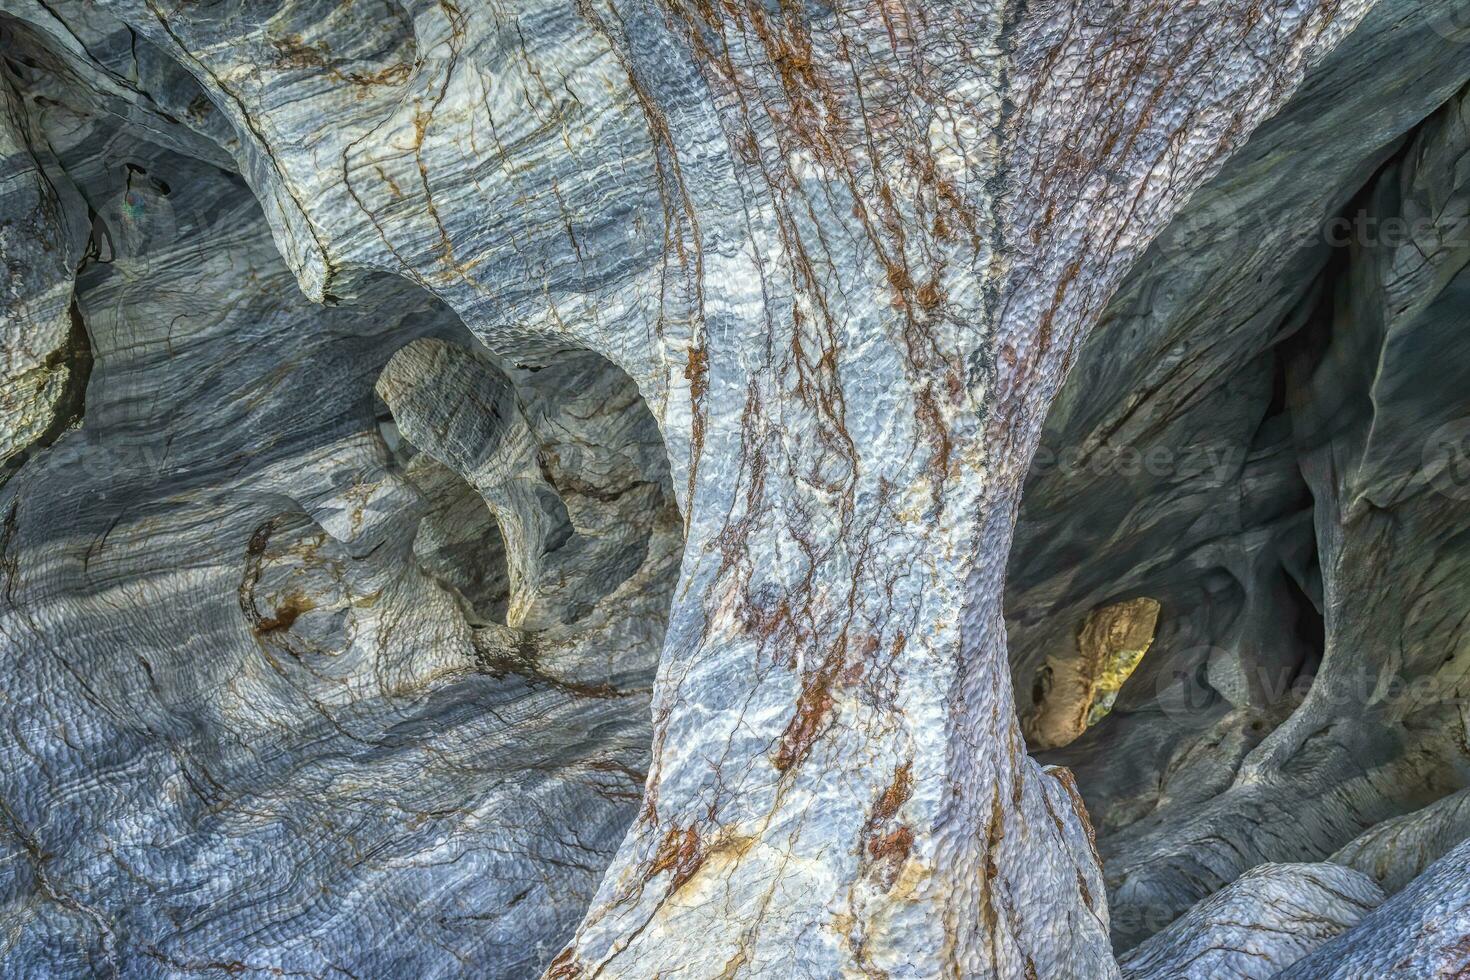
[11, 0, 1470, 977]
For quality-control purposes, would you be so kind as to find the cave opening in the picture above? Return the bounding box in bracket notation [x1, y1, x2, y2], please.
[1006, 45, 1470, 954]
[370, 326, 682, 668]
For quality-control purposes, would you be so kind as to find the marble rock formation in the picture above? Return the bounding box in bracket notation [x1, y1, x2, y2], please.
[2, 0, 1470, 977]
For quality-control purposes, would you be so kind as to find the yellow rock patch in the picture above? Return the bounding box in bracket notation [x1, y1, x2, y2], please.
[1024, 597, 1160, 750]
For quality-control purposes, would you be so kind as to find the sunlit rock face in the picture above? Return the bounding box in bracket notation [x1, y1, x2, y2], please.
[9, 0, 1470, 977]
[0, 67, 87, 471]
[1023, 596, 1160, 750]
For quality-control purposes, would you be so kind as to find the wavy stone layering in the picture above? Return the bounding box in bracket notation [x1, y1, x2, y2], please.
[3, 0, 1470, 977]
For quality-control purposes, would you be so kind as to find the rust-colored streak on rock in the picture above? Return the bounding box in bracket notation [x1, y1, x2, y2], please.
[868, 825, 914, 863]
[771, 651, 845, 772]
[859, 760, 915, 890]
[254, 593, 314, 634]
[646, 824, 706, 894]
[684, 342, 709, 508]
[544, 948, 583, 979]
[269, 34, 412, 89]
[1046, 766, 1100, 863]
[979, 785, 1006, 940]
[869, 761, 913, 827]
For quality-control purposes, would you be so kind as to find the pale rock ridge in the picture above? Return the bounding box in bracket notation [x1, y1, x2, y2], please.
[1276, 837, 1470, 978]
[1332, 789, 1470, 894]
[1119, 862, 1385, 980]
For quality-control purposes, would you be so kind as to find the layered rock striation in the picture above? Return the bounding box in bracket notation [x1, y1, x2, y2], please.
[5, 0, 1470, 977]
